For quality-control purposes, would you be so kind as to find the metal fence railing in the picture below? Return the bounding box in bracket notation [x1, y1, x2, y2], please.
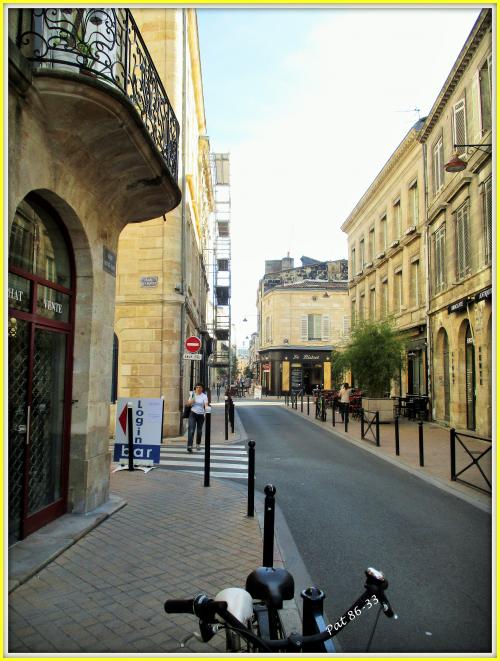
[450, 428, 492, 495]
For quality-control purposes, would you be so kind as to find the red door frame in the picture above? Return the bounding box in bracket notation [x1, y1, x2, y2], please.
[8, 195, 76, 540]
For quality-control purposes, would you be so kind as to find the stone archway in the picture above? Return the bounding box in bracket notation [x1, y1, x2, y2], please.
[434, 327, 450, 423]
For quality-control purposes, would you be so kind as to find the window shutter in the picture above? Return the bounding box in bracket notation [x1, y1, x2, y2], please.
[483, 177, 492, 264]
[301, 316, 308, 341]
[453, 99, 467, 154]
[472, 70, 482, 142]
[321, 315, 330, 340]
[343, 315, 350, 336]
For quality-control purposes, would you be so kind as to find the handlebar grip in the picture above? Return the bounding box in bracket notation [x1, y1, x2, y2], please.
[164, 598, 195, 614]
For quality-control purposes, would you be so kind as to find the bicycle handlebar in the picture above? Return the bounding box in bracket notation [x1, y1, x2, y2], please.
[164, 567, 396, 652]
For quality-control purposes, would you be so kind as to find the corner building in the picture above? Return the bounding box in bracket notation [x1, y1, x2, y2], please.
[8, 8, 181, 542]
[257, 257, 349, 394]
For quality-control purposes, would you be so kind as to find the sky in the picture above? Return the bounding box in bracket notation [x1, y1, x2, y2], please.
[197, 7, 482, 347]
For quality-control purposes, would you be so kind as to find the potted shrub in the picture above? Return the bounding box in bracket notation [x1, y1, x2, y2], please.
[332, 319, 406, 421]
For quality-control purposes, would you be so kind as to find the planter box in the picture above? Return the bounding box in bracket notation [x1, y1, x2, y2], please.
[362, 398, 394, 422]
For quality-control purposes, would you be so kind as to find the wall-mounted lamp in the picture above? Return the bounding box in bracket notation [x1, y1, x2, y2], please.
[444, 143, 492, 173]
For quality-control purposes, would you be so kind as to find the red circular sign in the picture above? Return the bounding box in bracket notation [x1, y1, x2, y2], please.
[185, 336, 201, 353]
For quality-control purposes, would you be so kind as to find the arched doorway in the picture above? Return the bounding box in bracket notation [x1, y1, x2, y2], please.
[465, 322, 476, 431]
[442, 331, 450, 423]
[8, 195, 75, 543]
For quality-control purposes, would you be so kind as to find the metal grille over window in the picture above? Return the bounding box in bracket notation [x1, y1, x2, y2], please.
[456, 201, 471, 281]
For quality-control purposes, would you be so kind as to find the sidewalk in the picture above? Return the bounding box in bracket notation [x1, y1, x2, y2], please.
[276, 395, 492, 512]
[8, 403, 297, 654]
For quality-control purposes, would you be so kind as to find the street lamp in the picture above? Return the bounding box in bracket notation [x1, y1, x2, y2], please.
[444, 143, 492, 173]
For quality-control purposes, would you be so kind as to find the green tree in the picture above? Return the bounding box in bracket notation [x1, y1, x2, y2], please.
[334, 319, 406, 397]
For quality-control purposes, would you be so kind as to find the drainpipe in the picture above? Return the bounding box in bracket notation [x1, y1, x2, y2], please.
[178, 8, 188, 435]
[422, 141, 433, 417]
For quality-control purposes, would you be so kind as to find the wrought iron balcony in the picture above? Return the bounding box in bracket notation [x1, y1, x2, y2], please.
[15, 8, 179, 181]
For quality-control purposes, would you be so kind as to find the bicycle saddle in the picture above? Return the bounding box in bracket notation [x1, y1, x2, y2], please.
[245, 566, 295, 609]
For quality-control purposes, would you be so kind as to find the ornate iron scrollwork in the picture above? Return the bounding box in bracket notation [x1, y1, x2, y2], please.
[18, 8, 179, 181]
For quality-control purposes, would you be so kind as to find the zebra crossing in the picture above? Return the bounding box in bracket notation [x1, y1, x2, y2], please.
[111, 443, 248, 480]
[158, 444, 248, 479]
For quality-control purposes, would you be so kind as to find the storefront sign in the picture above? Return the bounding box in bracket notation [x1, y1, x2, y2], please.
[140, 276, 159, 288]
[8, 287, 24, 303]
[103, 247, 116, 276]
[448, 297, 468, 314]
[42, 298, 63, 314]
[475, 287, 492, 303]
[292, 353, 321, 361]
[114, 398, 163, 465]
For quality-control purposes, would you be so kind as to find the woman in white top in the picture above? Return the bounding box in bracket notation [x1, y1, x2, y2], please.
[338, 383, 351, 421]
[186, 383, 209, 452]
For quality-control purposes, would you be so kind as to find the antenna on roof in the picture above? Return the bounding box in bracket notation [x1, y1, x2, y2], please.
[395, 107, 421, 120]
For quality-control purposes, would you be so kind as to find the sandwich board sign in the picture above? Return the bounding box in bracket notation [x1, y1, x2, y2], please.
[113, 398, 163, 466]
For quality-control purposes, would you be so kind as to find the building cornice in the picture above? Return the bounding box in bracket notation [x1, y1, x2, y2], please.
[340, 129, 422, 233]
[419, 9, 492, 143]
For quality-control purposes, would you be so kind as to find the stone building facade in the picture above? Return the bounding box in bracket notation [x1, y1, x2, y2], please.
[420, 10, 492, 436]
[113, 9, 214, 438]
[341, 120, 427, 397]
[8, 8, 181, 541]
[341, 9, 492, 438]
[257, 258, 349, 394]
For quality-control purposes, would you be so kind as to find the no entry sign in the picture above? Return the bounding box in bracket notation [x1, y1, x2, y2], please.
[185, 336, 201, 353]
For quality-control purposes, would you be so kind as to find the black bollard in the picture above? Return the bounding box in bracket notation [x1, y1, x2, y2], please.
[301, 394, 303, 412]
[224, 399, 229, 441]
[307, 396, 310, 416]
[360, 408, 365, 438]
[263, 484, 276, 567]
[229, 401, 235, 433]
[127, 403, 134, 471]
[375, 411, 380, 446]
[247, 440, 255, 517]
[344, 407, 348, 433]
[450, 428, 456, 480]
[204, 411, 211, 487]
[332, 400, 336, 427]
[418, 420, 424, 466]
[395, 416, 400, 455]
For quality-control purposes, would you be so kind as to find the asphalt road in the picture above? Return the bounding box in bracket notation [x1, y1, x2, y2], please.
[238, 403, 492, 653]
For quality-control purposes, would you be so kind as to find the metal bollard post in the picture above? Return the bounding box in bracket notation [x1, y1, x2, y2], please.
[307, 396, 310, 415]
[360, 408, 365, 438]
[332, 400, 336, 427]
[418, 420, 424, 466]
[395, 416, 400, 455]
[262, 484, 276, 567]
[204, 412, 211, 487]
[229, 401, 235, 433]
[301, 587, 335, 652]
[322, 398, 326, 421]
[224, 399, 229, 440]
[344, 407, 348, 433]
[450, 428, 456, 481]
[247, 440, 255, 516]
[375, 411, 380, 446]
[127, 403, 134, 471]
[301, 394, 303, 412]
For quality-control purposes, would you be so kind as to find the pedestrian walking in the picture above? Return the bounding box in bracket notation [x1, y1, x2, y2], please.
[339, 382, 352, 421]
[186, 383, 209, 452]
[216, 381, 221, 401]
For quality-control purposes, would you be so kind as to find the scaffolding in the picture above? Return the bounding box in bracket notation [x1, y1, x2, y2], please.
[208, 153, 231, 383]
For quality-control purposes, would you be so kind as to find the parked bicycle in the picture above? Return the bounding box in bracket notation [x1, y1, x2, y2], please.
[165, 566, 396, 652]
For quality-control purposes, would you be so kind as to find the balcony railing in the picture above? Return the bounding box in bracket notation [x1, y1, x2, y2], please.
[16, 8, 179, 181]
